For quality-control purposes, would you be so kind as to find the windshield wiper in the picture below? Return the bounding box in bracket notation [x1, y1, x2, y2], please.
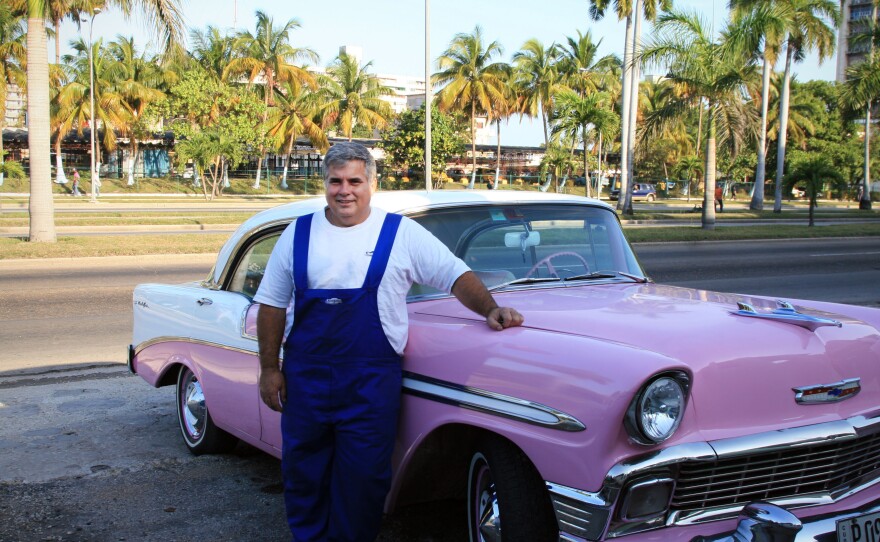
[488, 276, 562, 292]
[563, 271, 649, 283]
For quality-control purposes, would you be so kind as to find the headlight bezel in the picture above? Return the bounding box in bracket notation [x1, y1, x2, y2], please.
[625, 371, 691, 445]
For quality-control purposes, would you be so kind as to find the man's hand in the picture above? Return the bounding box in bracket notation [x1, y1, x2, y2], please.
[486, 306, 524, 331]
[259, 366, 286, 412]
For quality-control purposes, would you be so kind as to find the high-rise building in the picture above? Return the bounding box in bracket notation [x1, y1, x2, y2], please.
[836, 0, 879, 82]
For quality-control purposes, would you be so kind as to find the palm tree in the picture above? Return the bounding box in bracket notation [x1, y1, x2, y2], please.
[589, 0, 672, 214]
[772, 0, 838, 213]
[226, 10, 318, 188]
[56, 38, 130, 167]
[553, 90, 617, 198]
[641, 9, 758, 229]
[512, 38, 561, 147]
[321, 53, 393, 142]
[267, 80, 328, 189]
[487, 72, 517, 189]
[434, 26, 508, 189]
[190, 26, 234, 82]
[784, 155, 843, 225]
[22, 0, 183, 242]
[107, 35, 165, 185]
[728, 0, 792, 210]
[675, 154, 703, 202]
[557, 30, 620, 98]
[0, 5, 26, 188]
[839, 15, 880, 210]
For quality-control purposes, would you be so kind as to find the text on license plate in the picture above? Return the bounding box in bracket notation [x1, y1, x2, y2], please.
[838, 511, 880, 542]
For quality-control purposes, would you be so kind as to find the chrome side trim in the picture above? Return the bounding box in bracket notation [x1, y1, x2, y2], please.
[401, 372, 586, 432]
[134, 336, 258, 357]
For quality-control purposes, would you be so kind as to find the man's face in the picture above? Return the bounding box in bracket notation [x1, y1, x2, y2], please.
[324, 160, 376, 227]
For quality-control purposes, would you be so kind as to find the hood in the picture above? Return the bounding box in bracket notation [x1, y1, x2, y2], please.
[413, 283, 880, 436]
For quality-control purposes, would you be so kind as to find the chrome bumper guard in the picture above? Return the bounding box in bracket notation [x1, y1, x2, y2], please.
[546, 413, 880, 541]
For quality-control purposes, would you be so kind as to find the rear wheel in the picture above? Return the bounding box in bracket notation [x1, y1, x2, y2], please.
[176, 366, 237, 455]
[467, 435, 558, 542]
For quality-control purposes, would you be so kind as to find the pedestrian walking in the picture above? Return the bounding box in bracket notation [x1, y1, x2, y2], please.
[71, 169, 82, 196]
[714, 185, 724, 213]
[254, 142, 523, 542]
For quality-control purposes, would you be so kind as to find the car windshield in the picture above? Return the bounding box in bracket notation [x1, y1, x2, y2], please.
[407, 203, 645, 297]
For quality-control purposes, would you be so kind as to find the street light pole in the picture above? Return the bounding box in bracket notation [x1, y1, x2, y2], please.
[88, 8, 101, 204]
[424, 0, 432, 191]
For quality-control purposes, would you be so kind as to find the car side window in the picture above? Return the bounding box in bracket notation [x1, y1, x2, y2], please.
[228, 233, 280, 298]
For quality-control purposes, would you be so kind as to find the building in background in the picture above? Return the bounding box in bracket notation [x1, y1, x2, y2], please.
[836, 0, 879, 82]
[4, 83, 26, 129]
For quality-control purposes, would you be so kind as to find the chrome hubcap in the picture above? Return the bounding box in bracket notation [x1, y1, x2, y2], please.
[474, 462, 501, 542]
[182, 375, 206, 439]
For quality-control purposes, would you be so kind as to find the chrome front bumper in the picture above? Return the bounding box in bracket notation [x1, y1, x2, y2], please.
[547, 413, 880, 541]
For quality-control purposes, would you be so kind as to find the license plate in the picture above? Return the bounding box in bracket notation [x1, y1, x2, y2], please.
[837, 511, 880, 542]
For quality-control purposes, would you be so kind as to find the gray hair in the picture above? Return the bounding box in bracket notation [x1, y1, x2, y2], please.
[322, 142, 377, 183]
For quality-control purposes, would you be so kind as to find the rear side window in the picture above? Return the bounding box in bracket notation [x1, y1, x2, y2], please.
[227, 234, 280, 298]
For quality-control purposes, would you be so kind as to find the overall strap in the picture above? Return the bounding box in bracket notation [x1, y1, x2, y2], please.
[363, 213, 402, 289]
[292, 213, 314, 292]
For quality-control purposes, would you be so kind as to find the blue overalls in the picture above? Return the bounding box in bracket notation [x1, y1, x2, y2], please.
[281, 211, 403, 542]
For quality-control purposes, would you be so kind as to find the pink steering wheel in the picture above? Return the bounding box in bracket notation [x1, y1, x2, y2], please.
[525, 252, 590, 278]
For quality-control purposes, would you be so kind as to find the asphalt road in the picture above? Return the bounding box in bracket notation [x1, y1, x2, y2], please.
[1, 237, 878, 541]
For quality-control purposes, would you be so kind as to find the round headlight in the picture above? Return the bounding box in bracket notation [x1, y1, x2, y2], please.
[637, 377, 685, 443]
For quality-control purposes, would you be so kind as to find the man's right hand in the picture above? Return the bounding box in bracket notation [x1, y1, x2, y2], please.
[259, 367, 286, 412]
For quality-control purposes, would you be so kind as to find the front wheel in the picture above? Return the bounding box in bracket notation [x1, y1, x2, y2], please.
[176, 366, 237, 455]
[646, 194, 656, 202]
[467, 435, 558, 542]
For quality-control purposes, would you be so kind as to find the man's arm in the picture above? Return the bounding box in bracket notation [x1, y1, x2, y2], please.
[257, 304, 287, 411]
[451, 271, 524, 331]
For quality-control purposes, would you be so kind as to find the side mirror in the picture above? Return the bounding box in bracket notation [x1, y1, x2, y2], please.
[505, 231, 541, 249]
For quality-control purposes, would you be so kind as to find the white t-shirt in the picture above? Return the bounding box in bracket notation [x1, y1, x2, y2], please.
[254, 207, 470, 355]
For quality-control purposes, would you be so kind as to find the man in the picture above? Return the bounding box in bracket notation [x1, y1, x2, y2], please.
[254, 141, 523, 542]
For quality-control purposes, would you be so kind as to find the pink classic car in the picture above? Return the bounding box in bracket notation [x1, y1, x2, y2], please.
[130, 190, 880, 542]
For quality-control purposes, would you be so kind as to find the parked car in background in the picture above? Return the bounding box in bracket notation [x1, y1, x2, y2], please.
[131, 190, 880, 542]
[609, 182, 657, 201]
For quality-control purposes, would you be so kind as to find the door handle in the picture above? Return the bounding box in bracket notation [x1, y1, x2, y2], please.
[197, 298, 213, 306]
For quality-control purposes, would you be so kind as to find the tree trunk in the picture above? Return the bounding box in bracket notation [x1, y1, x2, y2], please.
[469, 100, 477, 189]
[702, 107, 717, 230]
[0, 117, 5, 186]
[54, 16, 61, 65]
[618, 13, 634, 212]
[750, 47, 773, 210]
[494, 120, 501, 189]
[623, 0, 643, 217]
[583, 135, 591, 199]
[27, 15, 57, 242]
[773, 42, 794, 213]
[281, 131, 295, 190]
[54, 135, 67, 184]
[861, 102, 873, 210]
[595, 132, 603, 198]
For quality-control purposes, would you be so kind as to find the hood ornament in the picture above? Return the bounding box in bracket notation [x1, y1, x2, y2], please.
[732, 300, 842, 332]
[793, 378, 861, 404]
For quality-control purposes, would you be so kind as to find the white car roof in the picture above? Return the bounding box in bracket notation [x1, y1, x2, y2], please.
[210, 189, 613, 286]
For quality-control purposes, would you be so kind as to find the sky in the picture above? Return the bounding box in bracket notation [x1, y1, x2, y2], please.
[58, 0, 839, 146]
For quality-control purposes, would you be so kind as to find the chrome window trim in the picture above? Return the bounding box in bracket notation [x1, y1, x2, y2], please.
[544, 414, 880, 540]
[402, 372, 586, 432]
[212, 201, 625, 292]
[212, 219, 293, 290]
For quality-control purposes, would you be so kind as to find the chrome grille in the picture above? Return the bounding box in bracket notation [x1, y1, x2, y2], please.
[671, 431, 880, 512]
